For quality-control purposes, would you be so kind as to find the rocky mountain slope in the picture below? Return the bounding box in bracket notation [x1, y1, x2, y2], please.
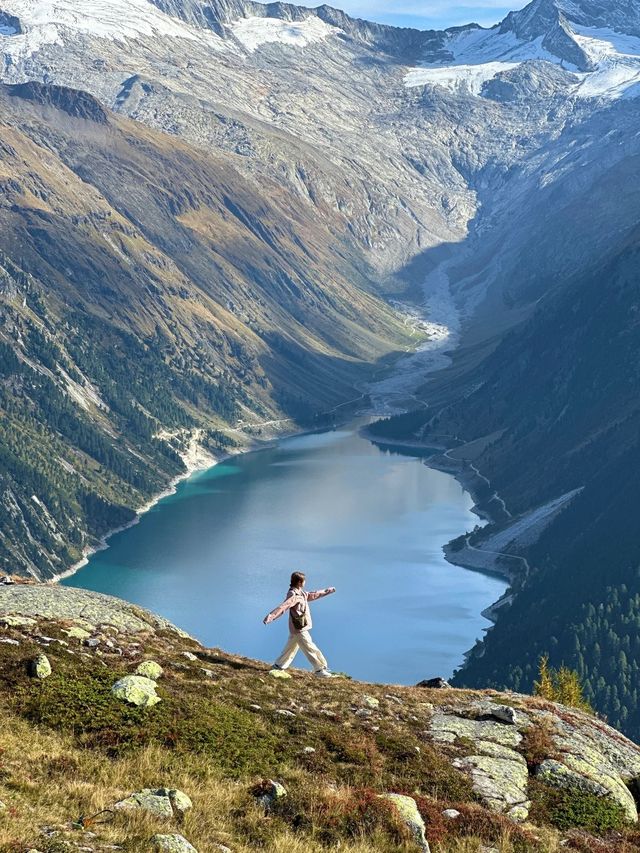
[359, 0, 640, 742]
[3, 583, 640, 853]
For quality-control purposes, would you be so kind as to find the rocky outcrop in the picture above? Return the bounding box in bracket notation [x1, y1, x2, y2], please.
[6, 82, 109, 124]
[0, 586, 190, 638]
[425, 697, 640, 823]
[115, 788, 192, 819]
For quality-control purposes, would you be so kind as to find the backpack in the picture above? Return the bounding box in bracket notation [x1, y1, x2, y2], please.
[290, 594, 309, 631]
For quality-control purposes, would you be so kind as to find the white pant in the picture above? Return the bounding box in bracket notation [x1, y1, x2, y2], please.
[274, 630, 328, 672]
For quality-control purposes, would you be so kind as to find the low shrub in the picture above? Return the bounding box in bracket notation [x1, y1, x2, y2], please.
[529, 780, 629, 833]
[314, 788, 411, 847]
[415, 799, 544, 852]
[519, 719, 558, 771]
[11, 659, 282, 777]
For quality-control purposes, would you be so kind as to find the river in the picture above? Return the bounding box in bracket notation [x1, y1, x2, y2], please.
[63, 423, 506, 685]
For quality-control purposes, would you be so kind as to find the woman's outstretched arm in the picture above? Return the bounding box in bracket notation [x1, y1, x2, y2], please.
[307, 587, 336, 602]
[263, 595, 298, 624]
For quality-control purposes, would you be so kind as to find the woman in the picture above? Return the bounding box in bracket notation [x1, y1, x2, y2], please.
[263, 570, 336, 677]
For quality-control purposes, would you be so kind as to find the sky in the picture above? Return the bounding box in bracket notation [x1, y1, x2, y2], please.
[312, 1, 531, 30]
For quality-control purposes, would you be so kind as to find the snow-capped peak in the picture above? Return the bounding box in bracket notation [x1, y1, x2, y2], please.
[405, 0, 640, 101]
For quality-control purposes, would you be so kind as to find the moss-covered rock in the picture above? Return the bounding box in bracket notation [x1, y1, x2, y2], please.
[150, 834, 197, 852]
[136, 660, 164, 680]
[380, 793, 430, 852]
[111, 674, 161, 707]
[114, 787, 192, 818]
[268, 669, 291, 679]
[29, 653, 52, 679]
[63, 626, 92, 640]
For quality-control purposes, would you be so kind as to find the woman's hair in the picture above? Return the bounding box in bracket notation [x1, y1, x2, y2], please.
[290, 571, 306, 588]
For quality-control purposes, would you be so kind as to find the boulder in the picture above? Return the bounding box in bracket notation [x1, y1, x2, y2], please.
[442, 809, 460, 819]
[150, 834, 197, 852]
[182, 651, 197, 661]
[136, 660, 164, 680]
[355, 708, 373, 719]
[63, 626, 91, 641]
[29, 653, 52, 679]
[361, 694, 380, 709]
[115, 788, 192, 819]
[488, 705, 517, 725]
[473, 701, 518, 725]
[417, 677, 449, 689]
[111, 675, 161, 707]
[379, 794, 430, 852]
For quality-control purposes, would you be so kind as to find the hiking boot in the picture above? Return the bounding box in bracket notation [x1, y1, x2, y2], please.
[315, 668, 335, 678]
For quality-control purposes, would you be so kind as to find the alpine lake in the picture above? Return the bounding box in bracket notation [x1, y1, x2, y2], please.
[63, 424, 506, 684]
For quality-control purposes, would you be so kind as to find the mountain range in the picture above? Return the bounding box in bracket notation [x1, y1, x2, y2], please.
[1, 0, 640, 736]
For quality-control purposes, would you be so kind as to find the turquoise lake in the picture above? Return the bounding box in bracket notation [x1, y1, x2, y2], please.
[63, 426, 506, 684]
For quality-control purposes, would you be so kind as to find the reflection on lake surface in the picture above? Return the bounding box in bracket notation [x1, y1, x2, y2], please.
[64, 427, 506, 684]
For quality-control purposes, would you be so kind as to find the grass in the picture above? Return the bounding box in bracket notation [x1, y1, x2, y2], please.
[0, 618, 639, 853]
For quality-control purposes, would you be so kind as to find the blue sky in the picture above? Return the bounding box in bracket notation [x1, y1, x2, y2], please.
[315, 2, 531, 29]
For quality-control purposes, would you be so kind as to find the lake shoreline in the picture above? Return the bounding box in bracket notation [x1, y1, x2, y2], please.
[364, 428, 519, 616]
[51, 427, 302, 585]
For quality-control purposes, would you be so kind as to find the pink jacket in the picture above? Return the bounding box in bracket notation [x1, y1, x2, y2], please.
[264, 586, 335, 633]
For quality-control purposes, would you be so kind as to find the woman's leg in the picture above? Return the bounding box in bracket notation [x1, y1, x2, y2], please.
[274, 633, 300, 670]
[297, 630, 328, 672]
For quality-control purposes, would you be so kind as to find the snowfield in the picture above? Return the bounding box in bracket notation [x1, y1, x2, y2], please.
[405, 20, 640, 100]
[571, 25, 640, 99]
[0, 2, 342, 61]
[405, 28, 572, 95]
[405, 61, 520, 96]
[231, 16, 341, 53]
[0, 0, 224, 58]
